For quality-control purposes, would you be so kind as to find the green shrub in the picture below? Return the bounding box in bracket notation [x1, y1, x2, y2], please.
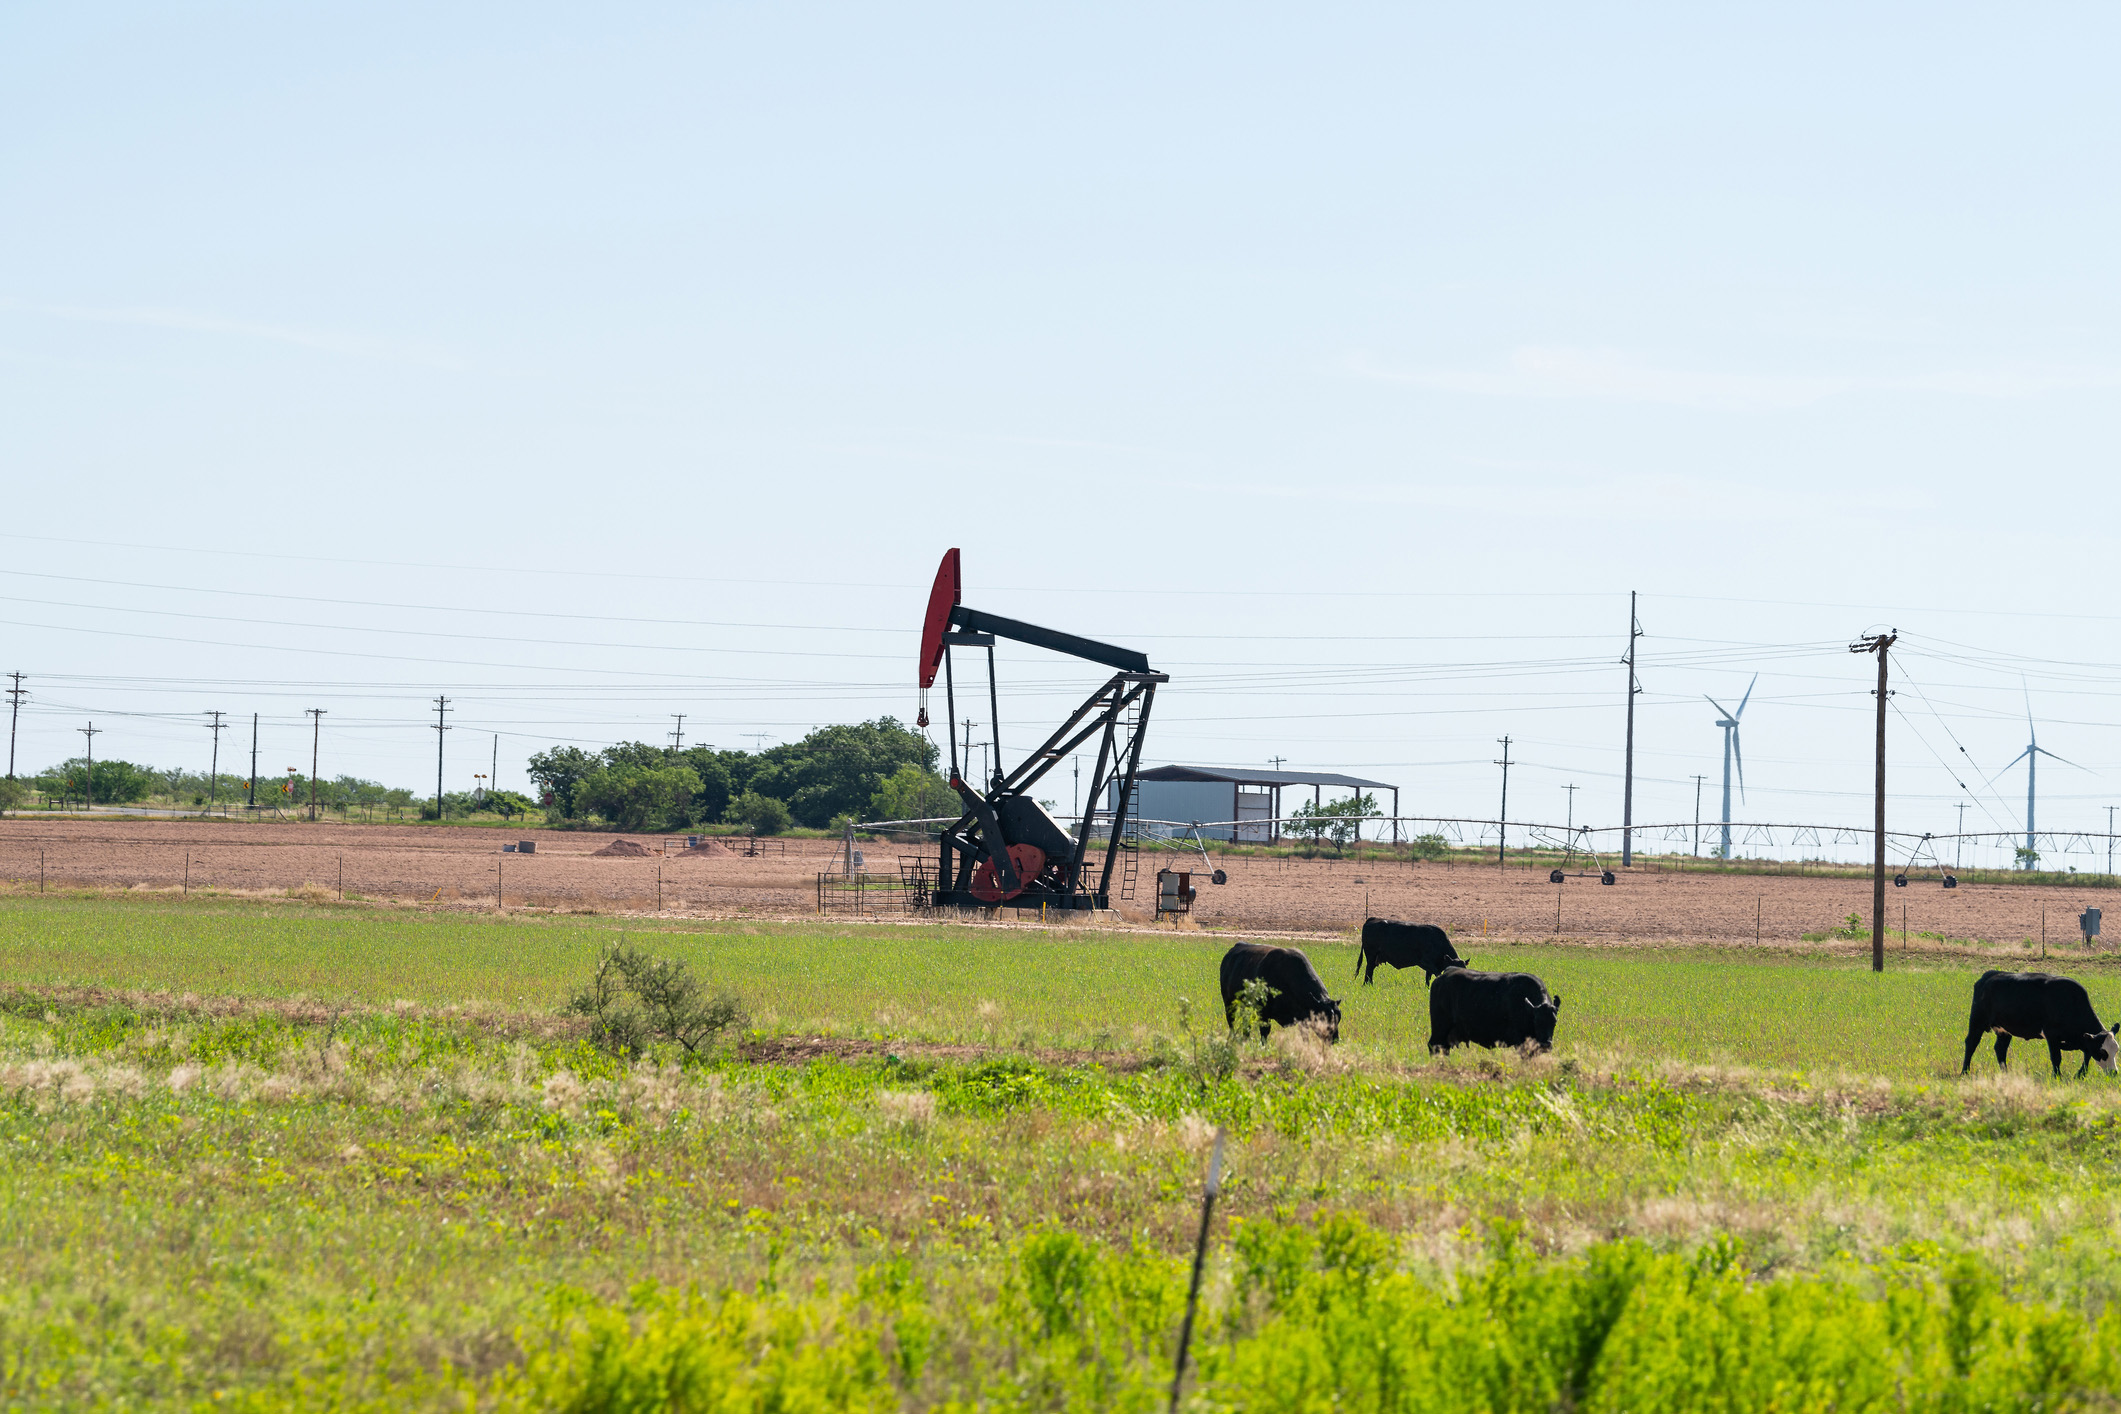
[567, 938, 745, 1059]
[575, 764, 702, 831]
[474, 1216, 2121, 1411]
[1409, 832, 1450, 861]
[731, 789, 793, 835]
[867, 763, 960, 825]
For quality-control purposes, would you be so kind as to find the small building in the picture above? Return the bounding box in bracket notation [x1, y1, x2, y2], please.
[1115, 765, 1402, 843]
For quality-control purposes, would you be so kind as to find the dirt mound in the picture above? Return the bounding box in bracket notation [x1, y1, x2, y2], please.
[592, 838, 654, 857]
[683, 837, 734, 857]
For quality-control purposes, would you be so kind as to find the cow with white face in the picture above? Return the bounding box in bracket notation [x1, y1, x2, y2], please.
[1962, 971, 2121, 1078]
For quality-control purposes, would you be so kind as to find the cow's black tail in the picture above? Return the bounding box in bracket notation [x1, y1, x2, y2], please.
[1353, 941, 1364, 978]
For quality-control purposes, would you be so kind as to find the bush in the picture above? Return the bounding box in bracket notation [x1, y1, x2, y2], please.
[486, 789, 539, 819]
[866, 763, 961, 825]
[35, 757, 158, 805]
[1284, 793, 1379, 851]
[575, 764, 702, 831]
[1409, 832, 1450, 861]
[566, 939, 746, 1060]
[731, 790, 792, 836]
[0, 778, 24, 815]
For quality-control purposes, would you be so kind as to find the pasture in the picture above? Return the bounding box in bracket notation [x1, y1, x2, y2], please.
[3, 893, 2115, 1079]
[7, 893, 2121, 1410]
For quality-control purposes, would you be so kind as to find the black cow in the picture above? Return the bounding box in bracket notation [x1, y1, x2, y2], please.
[1356, 917, 1468, 986]
[1220, 943, 1341, 1043]
[1961, 970, 2119, 1077]
[1427, 967, 1561, 1055]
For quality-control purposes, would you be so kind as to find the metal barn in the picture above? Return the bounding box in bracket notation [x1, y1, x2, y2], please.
[1118, 765, 1401, 843]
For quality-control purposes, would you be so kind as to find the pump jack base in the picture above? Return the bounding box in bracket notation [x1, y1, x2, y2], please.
[932, 890, 1107, 912]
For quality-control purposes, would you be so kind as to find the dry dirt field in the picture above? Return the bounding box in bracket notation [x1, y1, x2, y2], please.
[0, 818, 2110, 952]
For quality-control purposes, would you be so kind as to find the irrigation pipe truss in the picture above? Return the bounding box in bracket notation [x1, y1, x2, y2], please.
[860, 815, 2121, 854]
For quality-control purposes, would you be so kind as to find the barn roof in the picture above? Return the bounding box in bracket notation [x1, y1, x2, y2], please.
[1136, 765, 1396, 790]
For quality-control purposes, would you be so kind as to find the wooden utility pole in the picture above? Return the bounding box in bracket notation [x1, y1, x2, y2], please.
[79, 721, 101, 812]
[1494, 736, 1513, 868]
[431, 697, 452, 821]
[4, 672, 24, 778]
[305, 709, 325, 820]
[1850, 631, 1897, 973]
[247, 712, 259, 809]
[205, 711, 226, 815]
[1621, 591, 1641, 866]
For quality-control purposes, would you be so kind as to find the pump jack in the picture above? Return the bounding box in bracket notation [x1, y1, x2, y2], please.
[917, 549, 1166, 910]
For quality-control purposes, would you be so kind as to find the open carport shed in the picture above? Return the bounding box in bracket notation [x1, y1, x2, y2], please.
[1131, 765, 1401, 844]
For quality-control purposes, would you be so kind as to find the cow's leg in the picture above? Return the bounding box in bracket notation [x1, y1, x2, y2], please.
[2078, 1048, 2093, 1078]
[1994, 1033, 2011, 1068]
[1363, 957, 1377, 986]
[1961, 1030, 1981, 1074]
[2049, 1038, 2065, 1076]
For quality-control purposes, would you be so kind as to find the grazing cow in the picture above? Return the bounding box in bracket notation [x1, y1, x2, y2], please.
[1961, 970, 2119, 1077]
[1427, 967, 1561, 1055]
[1220, 943, 1341, 1043]
[1356, 917, 1468, 986]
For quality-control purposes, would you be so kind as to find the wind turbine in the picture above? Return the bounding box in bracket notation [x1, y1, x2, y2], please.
[1705, 675, 1756, 859]
[1996, 692, 2080, 870]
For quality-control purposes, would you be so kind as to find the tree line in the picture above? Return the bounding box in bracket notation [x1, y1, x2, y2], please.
[0, 758, 437, 818]
[528, 717, 959, 834]
[0, 717, 967, 833]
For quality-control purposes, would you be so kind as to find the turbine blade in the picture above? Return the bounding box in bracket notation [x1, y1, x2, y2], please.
[2035, 745, 2090, 772]
[1704, 695, 1733, 719]
[1735, 673, 1758, 720]
[1733, 729, 1745, 803]
[1979, 747, 2034, 792]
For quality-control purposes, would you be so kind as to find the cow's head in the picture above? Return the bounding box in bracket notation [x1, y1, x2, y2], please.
[1525, 994, 1561, 1051]
[2096, 1025, 2121, 1074]
[1314, 997, 1342, 1044]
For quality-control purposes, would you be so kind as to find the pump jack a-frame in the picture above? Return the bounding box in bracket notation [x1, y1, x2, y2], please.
[917, 549, 1165, 910]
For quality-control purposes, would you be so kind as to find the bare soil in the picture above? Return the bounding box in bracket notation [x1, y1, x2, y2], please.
[0, 820, 837, 916]
[0, 820, 2108, 954]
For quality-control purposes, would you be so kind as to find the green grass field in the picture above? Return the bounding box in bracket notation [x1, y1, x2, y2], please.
[8, 894, 2121, 1410]
[6, 894, 2120, 1079]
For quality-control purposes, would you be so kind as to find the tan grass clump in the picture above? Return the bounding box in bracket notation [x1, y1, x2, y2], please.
[541, 1071, 588, 1116]
[1272, 1019, 1348, 1075]
[1176, 1111, 1218, 1152]
[876, 1089, 937, 1130]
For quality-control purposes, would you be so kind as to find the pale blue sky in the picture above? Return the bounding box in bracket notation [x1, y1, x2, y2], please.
[3, 3, 2118, 860]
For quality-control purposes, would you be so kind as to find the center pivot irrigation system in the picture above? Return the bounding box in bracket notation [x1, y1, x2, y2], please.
[917, 549, 1167, 910]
